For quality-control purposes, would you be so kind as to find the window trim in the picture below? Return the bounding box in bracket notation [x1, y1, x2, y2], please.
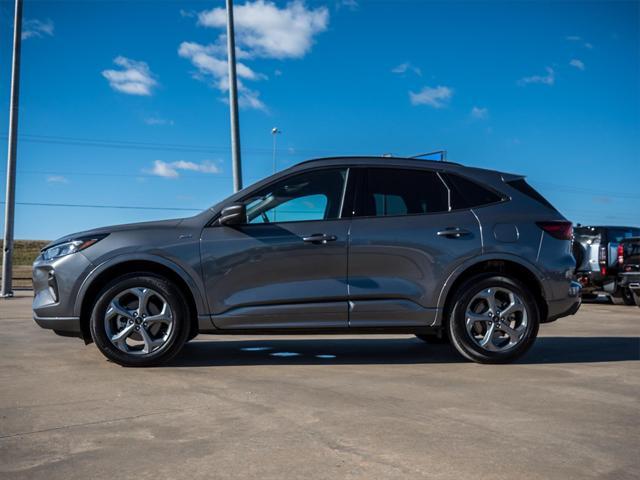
[440, 172, 509, 212]
[351, 166, 476, 220]
[210, 166, 353, 227]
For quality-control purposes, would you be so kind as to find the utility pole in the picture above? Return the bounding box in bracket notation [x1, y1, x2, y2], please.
[2, 0, 23, 298]
[225, 0, 242, 192]
[271, 128, 281, 174]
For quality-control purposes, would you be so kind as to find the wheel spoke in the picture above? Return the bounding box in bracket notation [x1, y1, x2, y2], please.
[501, 294, 525, 318]
[477, 288, 497, 314]
[499, 321, 525, 344]
[465, 311, 489, 334]
[111, 322, 135, 347]
[138, 325, 163, 354]
[131, 287, 154, 316]
[107, 299, 134, 321]
[479, 322, 498, 351]
[144, 302, 172, 326]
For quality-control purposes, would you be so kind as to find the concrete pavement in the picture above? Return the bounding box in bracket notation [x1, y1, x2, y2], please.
[1, 293, 639, 479]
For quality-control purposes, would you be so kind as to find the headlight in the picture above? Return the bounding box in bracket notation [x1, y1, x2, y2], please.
[41, 235, 108, 261]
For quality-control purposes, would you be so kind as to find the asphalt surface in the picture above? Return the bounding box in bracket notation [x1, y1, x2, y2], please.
[1, 293, 639, 480]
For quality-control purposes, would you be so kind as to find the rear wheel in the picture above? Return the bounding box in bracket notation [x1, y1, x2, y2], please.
[447, 274, 540, 364]
[621, 288, 635, 306]
[90, 273, 190, 367]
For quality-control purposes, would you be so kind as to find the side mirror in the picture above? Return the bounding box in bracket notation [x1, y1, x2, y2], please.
[218, 203, 246, 226]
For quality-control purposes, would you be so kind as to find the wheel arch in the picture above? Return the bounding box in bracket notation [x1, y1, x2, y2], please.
[436, 256, 548, 326]
[76, 256, 206, 343]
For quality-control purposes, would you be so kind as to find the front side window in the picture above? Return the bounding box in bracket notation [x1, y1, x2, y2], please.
[245, 168, 347, 224]
[359, 168, 449, 217]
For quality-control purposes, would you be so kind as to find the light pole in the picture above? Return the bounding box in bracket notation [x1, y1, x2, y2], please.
[271, 128, 281, 174]
[225, 0, 242, 192]
[2, 0, 23, 298]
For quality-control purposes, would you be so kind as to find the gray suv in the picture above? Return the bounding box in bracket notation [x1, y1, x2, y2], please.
[33, 157, 581, 366]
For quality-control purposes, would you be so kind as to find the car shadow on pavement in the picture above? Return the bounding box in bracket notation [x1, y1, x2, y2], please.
[168, 336, 640, 367]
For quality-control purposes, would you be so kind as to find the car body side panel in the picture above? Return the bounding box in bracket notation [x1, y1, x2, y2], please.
[347, 210, 482, 326]
[200, 221, 350, 329]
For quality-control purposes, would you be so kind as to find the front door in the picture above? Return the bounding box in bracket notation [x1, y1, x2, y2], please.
[200, 168, 351, 329]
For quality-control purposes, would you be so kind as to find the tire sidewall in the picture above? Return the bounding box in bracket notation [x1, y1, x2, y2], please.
[448, 274, 540, 364]
[90, 273, 189, 367]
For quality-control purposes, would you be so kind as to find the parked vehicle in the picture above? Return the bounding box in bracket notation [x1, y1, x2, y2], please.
[573, 225, 640, 304]
[617, 236, 640, 306]
[33, 156, 581, 366]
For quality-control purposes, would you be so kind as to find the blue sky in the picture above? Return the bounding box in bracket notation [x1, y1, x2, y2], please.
[0, 0, 638, 240]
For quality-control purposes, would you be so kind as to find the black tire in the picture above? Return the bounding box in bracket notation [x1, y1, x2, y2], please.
[447, 274, 540, 364]
[90, 273, 191, 367]
[415, 333, 449, 344]
[621, 288, 636, 306]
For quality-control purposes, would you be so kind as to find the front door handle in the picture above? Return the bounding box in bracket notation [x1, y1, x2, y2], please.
[437, 227, 471, 238]
[302, 233, 337, 245]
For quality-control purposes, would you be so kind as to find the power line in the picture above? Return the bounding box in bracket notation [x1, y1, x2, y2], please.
[0, 201, 203, 212]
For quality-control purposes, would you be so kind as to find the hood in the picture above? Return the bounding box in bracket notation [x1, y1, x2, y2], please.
[43, 218, 185, 250]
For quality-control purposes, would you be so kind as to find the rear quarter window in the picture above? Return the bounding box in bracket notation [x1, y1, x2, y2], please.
[442, 173, 504, 209]
[507, 179, 558, 212]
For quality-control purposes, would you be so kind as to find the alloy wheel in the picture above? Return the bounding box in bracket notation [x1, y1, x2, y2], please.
[464, 287, 529, 352]
[104, 287, 174, 355]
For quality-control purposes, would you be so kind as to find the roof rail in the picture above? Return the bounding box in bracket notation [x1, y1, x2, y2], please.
[410, 150, 447, 161]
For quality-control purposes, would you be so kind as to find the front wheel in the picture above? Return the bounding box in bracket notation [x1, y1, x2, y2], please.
[447, 274, 540, 364]
[90, 273, 190, 367]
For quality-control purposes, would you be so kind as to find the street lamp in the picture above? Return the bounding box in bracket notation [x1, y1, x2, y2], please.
[271, 128, 281, 174]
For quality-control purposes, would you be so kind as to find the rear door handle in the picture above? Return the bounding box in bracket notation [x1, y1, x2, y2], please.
[437, 227, 471, 238]
[302, 233, 337, 244]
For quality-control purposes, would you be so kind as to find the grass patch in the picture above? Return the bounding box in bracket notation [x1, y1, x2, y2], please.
[0, 240, 49, 266]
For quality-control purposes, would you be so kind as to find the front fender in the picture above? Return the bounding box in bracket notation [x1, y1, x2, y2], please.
[73, 253, 208, 317]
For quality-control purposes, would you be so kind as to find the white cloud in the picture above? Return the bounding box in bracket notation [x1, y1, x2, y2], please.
[197, 1, 329, 59]
[22, 18, 54, 40]
[148, 160, 221, 179]
[517, 67, 555, 86]
[337, 0, 359, 11]
[470, 106, 489, 120]
[178, 41, 266, 110]
[392, 62, 422, 76]
[566, 35, 593, 49]
[569, 59, 585, 71]
[409, 85, 453, 108]
[46, 175, 68, 184]
[102, 56, 157, 96]
[144, 116, 174, 126]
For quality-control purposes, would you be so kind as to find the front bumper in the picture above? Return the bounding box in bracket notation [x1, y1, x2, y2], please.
[33, 313, 82, 333]
[32, 252, 94, 334]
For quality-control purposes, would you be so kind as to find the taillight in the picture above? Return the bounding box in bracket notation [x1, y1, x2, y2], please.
[617, 244, 624, 265]
[598, 245, 607, 265]
[536, 221, 573, 240]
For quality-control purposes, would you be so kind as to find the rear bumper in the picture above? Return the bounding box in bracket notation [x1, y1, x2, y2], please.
[543, 281, 582, 323]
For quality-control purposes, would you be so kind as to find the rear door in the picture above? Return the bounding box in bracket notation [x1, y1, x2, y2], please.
[347, 167, 482, 327]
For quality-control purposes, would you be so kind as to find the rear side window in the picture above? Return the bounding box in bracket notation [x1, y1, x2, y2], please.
[359, 168, 449, 217]
[443, 173, 503, 209]
[607, 228, 640, 243]
[507, 179, 557, 212]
